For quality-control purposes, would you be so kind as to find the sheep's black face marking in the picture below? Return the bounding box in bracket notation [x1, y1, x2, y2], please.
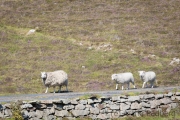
[41, 72, 47, 85]
[138, 71, 145, 79]
[140, 75, 144, 80]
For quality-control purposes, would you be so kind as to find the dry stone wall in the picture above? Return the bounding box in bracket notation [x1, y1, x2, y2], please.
[1, 92, 180, 120]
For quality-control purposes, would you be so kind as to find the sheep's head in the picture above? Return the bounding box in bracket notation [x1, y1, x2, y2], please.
[138, 71, 145, 79]
[41, 72, 47, 80]
[111, 74, 118, 81]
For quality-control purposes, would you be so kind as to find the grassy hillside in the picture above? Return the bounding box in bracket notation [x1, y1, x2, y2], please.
[0, 0, 179, 94]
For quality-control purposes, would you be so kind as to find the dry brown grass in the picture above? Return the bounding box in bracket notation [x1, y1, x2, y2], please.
[0, 0, 179, 94]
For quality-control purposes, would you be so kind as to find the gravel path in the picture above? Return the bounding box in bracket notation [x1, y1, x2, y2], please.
[0, 86, 180, 103]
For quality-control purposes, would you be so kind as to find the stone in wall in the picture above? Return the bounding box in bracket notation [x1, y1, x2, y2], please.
[21, 103, 33, 109]
[120, 98, 127, 102]
[175, 96, 180, 100]
[4, 108, 12, 118]
[126, 109, 136, 115]
[71, 110, 89, 117]
[111, 96, 121, 102]
[62, 99, 71, 104]
[36, 110, 43, 119]
[164, 92, 173, 97]
[109, 104, 120, 110]
[71, 100, 78, 105]
[75, 104, 86, 110]
[160, 98, 172, 105]
[144, 94, 155, 99]
[128, 96, 140, 102]
[90, 107, 99, 114]
[149, 100, 161, 108]
[79, 100, 87, 105]
[171, 103, 178, 109]
[96, 113, 107, 120]
[87, 99, 94, 104]
[96, 103, 105, 110]
[120, 103, 130, 111]
[141, 101, 150, 108]
[155, 94, 164, 99]
[63, 104, 74, 110]
[131, 102, 142, 110]
[55, 110, 70, 117]
[176, 92, 180, 96]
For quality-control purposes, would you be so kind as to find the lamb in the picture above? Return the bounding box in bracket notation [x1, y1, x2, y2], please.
[41, 70, 68, 93]
[138, 71, 156, 88]
[111, 72, 136, 90]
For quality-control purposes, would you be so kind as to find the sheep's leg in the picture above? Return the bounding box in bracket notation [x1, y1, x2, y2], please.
[151, 82, 154, 88]
[131, 81, 136, 89]
[45, 87, 48, 93]
[66, 85, 68, 92]
[122, 85, 124, 90]
[58, 86, 61, 93]
[116, 84, 118, 90]
[127, 83, 130, 90]
[53, 86, 56, 93]
[133, 83, 136, 89]
[142, 82, 146, 88]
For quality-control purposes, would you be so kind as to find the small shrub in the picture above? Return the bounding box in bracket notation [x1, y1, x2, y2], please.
[10, 102, 23, 120]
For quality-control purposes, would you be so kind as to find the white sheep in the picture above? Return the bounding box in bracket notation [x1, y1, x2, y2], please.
[41, 70, 68, 93]
[26, 27, 39, 36]
[111, 72, 136, 90]
[138, 71, 156, 88]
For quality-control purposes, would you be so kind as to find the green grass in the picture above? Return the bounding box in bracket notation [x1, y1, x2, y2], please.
[0, 0, 180, 94]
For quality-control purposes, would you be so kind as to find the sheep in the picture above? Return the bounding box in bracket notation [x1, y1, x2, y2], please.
[40, 70, 68, 93]
[138, 71, 156, 88]
[111, 72, 136, 90]
[26, 27, 39, 36]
